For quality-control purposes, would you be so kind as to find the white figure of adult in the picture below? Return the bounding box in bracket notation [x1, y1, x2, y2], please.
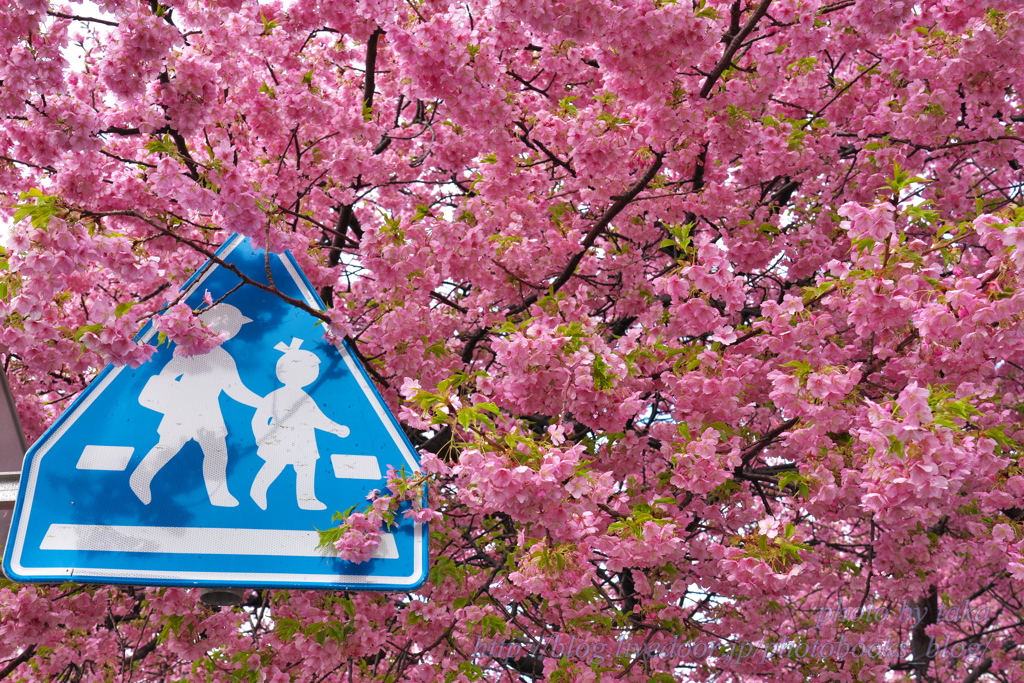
[129, 303, 261, 507]
[249, 338, 350, 511]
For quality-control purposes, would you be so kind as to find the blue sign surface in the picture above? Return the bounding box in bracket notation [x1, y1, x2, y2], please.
[3, 235, 427, 590]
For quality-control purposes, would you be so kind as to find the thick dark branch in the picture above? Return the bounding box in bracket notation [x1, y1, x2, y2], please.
[431, 291, 468, 313]
[460, 327, 490, 364]
[345, 335, 390, 388]
[0, 645, 36, 682]
[99, 126, 145, 136]
[506, 67, 554, 98]
[139, 282, 172, 302]
[751, 479, 774, 515]
[127, 638, 159, 665]
[748, 463, 798, 475]
[768, 178, 799, 211]
[910, 585, 939, 678]
[320, 204, 355, 308]
[0, 155, 57, 173]
[506, 151, 665, 316]
[166, 128, 200, 181]
[99, 124, 199, 180]
[619, 568, 642, 623]
[818, 0, 856, 15]
[736, 417, 799, 470]
[691, 145, 707, 191]
[700, 0, 773, 98]
[364, 28, 385, 111]
[327, 205, 353, 269]
[962, 657, 993, 683]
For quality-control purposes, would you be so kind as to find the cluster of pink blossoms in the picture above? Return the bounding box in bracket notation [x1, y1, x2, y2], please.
[332, 511, 385, 564]
[151, 302, 227, 357]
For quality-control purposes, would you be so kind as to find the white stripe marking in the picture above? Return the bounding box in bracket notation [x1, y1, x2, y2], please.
[76, 445, 135, 471]
[40, 524, 399, 559]
[331, 454, 382, 479]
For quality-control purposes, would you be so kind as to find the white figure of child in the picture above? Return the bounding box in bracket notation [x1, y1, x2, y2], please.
[249, 338, 350, 510]
[130, 303, 261, 507]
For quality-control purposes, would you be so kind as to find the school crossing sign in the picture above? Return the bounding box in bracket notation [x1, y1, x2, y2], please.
[3, 235, 427, 590]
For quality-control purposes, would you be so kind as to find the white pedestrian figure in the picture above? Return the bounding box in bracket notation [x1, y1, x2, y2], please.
[130, 303, 261, 507]
[249, 338, 350, 511]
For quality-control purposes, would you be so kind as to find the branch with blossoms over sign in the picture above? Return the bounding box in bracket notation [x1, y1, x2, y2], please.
[318, 466, 438, 564]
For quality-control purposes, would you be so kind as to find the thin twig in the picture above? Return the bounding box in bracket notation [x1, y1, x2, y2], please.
[82, 210, 332, 324]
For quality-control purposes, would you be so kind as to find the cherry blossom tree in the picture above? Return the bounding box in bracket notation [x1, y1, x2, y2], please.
[2, 0, 1024, 681]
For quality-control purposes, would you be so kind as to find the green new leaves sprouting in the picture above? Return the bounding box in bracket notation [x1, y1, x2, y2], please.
[12, 188, 58, 231]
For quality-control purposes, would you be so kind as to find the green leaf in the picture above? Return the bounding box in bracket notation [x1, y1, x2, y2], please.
[780, 359, 813, 378]
[72, 323, 103, 341]
[478, 614, 506, 637]
[590, 354, 616, 391]
[428, 556, 464, 588]
[114, 302, 136, 318]
[693, 0, 718, 19]
[983, 425, 1018, 454]
[316, 526, 344, 552]
[12, 189, 58, 231]
[259, 11, 280, 33]
[648, 674, 677, 683]
[676, 422, 691, 441]
[778, 471, 811, 499]
[411, 204, 433, 221]
[144, 136, 178, 155]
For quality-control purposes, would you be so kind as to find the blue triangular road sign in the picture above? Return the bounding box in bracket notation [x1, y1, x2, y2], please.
[3, 235, 427, 590]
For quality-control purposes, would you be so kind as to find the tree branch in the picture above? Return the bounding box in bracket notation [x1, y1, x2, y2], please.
[910, 585, 939, 678]
[84, 210, 332, 324]
[126, 638, 158, 665]
[0, 645, 36, 682]
[364, 28, 385, 112]
[700, 0, 773, 98]
[506, 151, 665, 316]
[47, 10, 118, 26]
[736, 417, 799, 470]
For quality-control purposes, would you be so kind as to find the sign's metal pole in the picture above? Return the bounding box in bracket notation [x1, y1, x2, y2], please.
[0, 471, 18, 511]
[198, 587, 246, 607]
[0, 365, 26, 551]
[0, 366, 27, 459]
